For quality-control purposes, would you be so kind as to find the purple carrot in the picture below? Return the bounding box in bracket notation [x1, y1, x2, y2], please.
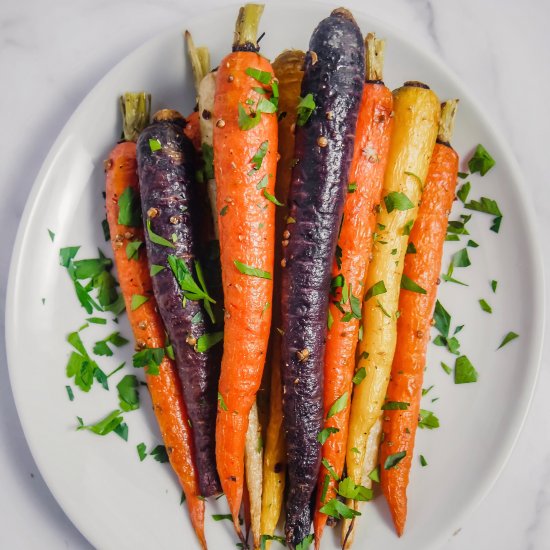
[137, 109, 221, 497]
[280, 9, 365, 547]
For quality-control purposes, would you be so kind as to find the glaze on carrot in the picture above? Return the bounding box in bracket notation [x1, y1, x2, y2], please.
[260, 49, 305, 548]
[105, 93, 206, 549]
[380, 100, 459, 537]
[212, 4, 277, 542]
[313, 34, 393, 548]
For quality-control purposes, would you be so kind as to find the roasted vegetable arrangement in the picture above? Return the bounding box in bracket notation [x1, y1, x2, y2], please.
[57, 3, 511, 549]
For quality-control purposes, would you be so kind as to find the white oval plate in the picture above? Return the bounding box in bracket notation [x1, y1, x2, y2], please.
[6, 3, 544, 550]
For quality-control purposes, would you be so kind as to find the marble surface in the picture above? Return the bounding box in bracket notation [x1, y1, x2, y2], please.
[1, 0, 548, 548]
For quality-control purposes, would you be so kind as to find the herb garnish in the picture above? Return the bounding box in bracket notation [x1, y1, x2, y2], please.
[468, 144, 495, 176]
[118, 187, 142, 227]
[454, 355, 478, 384]
[93, 331, 129, 356]
[352, 367, 366, 385]
[151, 445, 169, 463]
[317, 426, 339, 445]
[131, 294, 149, 311]
[384, 192, 414, 213]
[296, 534, 314, 550]
[218, 392, 228, 411]
[137, 442, 147, 461]
[401, 274, 426, 294]
[117, 374, 140, 411]
[498, 331, 519, 349]
[77, 409, 124, 437]
[479, 299, 492, 313]
[196, 331, 223, 352]
[384, 450, 406, 470]
[418, 409, 440, 429]
[296, 94, 316, 126]
[382, 401, 410, 410]
[319, 498, 361, 520]
[263, 189, 284, 206]
[250, 140, 269, 170]
[456, 181, 471, 203]
[364, 280, 387, 301]
[326, 392, 348, 419]
[149, 138, 162, 152]
[234, 260, 272, 279]
[420, 455, 428, 467]
[133, 347, 165, 375]
[147, 219, 175, 248]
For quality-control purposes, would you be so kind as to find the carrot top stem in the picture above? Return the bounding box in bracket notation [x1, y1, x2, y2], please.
[185, 30, 211, 93]
[437, 99, 459, 144]
[232, 3, 264, 52]
[366, 33, 386, 82]
[119, 92, 151, 142]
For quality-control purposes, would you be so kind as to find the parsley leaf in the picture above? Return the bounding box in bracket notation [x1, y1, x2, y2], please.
[147, 219, 175, 248]
[118, 187, 142, 227]
[137, 442, 147, 461]
[454, 355, 478, 384]
[326, 392, 348, 419]
[382, 401, 410, 410]
[296, 534, 314, 550]
[202, 143, 214, 180]
[368, 467, 380, 482]
[196, 331, 224, 352]
[384, 450, 406, 470]
[151, 445, 169, 463]
[133, 347, 165, 375]
[234, 260, 271, 279]
[263, 189, 284, 206]
[468, 144, 495, 176]
[418, 409, 440, 429]
[352, 367, 366, 385]
[384, 192, 414, 213]
[498, 331, 519, 349]
[401, 274, 426, 294]
[457, 181, 471, 203]
[250, 140, 269, 170]
[149, 138, 162, 152]
[93, 331, 129, 356]
[150, 264, 165, 276]
[317, 426, 339, 445]
[296, 93, 316, 126]
[77, 409, 124, 436]
[479, 299, 492, 313]
[260, 534, 286, 549]
[117, 374, 140, 412]
[245, 67, 272, 84]
[218, 392, 228, 411]
[319, 498, 360, 520]
[131, 294, 149, 311]
[420, 455, 428, 467]
[364, 280, 387, 301]
[238, 104, 262, 130]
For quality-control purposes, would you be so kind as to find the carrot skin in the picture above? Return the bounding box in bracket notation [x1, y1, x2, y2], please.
[380, 140, 459, 536]
[137, 116, 221, 497]
[105, 141, 206, 548]
[313, 81, 394, 545]
[213, 51, 277, 531]
[184, 110, 202, 152]
[280, 10, 365, 547]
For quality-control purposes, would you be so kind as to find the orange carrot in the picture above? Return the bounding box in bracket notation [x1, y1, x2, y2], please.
[184, 110, 202, 152]
[105, 93, 206, 549]
[379, 100, 459, 537]
[213, 5, 277, 541]
[313, 35, 393, 546]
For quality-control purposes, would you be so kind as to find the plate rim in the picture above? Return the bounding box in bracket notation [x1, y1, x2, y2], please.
[5, 2, 545, 548]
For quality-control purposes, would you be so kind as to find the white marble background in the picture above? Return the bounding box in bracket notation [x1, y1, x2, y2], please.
[1, 0, 549, 548]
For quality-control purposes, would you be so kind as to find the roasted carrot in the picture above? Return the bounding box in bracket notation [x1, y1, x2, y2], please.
[313, 34, 393, 548]
[213, 4, 277, 542]
[184, 110, 202, 152]
[260, 49, 305, 547]
[380, 100, 459, 537]
[281, 10, 365, 547]
[343, 81, 440, 546]
[105, 93, 206, 548]
[187, 30, 266, 548]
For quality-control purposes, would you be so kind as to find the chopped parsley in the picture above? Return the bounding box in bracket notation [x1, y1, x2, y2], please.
[245, 67, 272, 84]
[150, 264, 165, 276]
[382, 401, 410, 410]
[456, 181, 471, 203]
[406, 242, 417, 254]
[498, 331, 519, 349]
[133, 347, 165, 375]
[131, 294, 149, 311]
[250, 140, 269, 170]
[384, 450, 406, 470]
[212, 514, 233, 522]
[137, 442, 147, 461]
[447, 248, 471, 276]
[86, 317, 106, 325]
[368, 467, 380, 482]
[326, 392, 348, 419]
[263, 189, 284, 206]
[65, 385, 74, 401]
[337, 477, 373, 501]
[92, 331, 129, 356]
[491, 280, 498, 293]
[465, 196, 502, 233]
[454, 355, 478, 384]
[317, 426, 339, 445]
[48, 229, 55, 242]
[418, 409, 440, 429]
[348, 182, 357, 193]
[468, 144, 495, 176]
[77, 409, 124, 437]
[260, 534, 286, 549]
[233, 260, 271, 279]
[479, 299, 492, 313]
[296, 534, 314, 550]
[401, 274, 426, 294]
[256, 174, 268, 190]
[402, 219, 414, 236]
[420, 455, 428, 467]
[118, 187, 142, 227]
[66, 330, 108, 392]
[441, 361, 452, 375]
[149, 138, 162, 152]
[168, 256, 215, 323]
[296, 93, 316, 126]
[151, 445, 169, 463]
[376, 299, 391, 318]
[319, 498, 361, 520]
[218, 392, 228, 411]
[384, 192, 414, 213]
[117, 374, 140, 412]
[364, 280, 387, 301]
[196, 331, 223, 352]
[352, 367, 366, 385]
[146, 219, 175, 248]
